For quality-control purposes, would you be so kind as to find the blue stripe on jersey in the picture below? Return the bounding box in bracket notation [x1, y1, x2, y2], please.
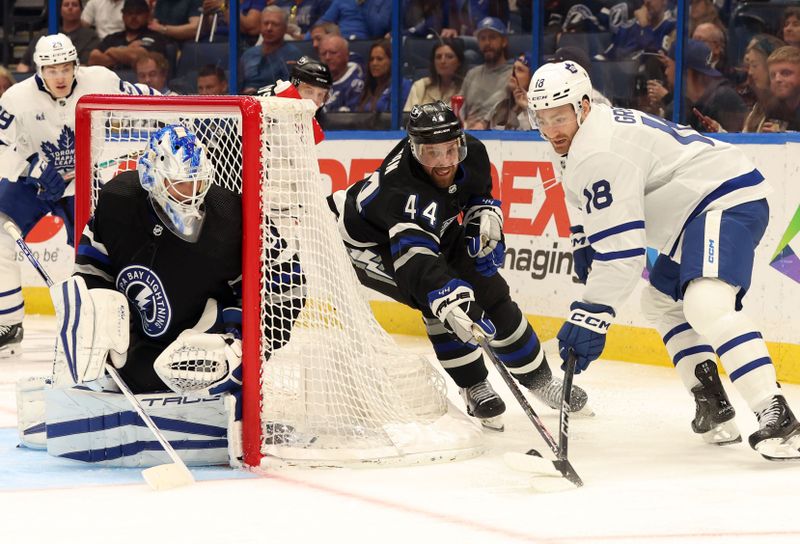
[588, 220, 646, 244]
[669, 169, 764, 257]
[0, 286, 22, 297]
[729, 357, 772, 381]
[432, 339, 467, 355]
[390, 235, 439, 257]
[593, 247, 646, 262]
[717, 331, 763, 356]
[673, 344, 715, 365]
[495, 333, 540, 364]
[0, 301, 24, 315]
[77, 244, 111, 265]
[663, 322, 692, 344]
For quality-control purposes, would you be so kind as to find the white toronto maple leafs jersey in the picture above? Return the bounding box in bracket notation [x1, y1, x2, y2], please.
[560, 103, 772, 311]
[0, 65, 156, 191]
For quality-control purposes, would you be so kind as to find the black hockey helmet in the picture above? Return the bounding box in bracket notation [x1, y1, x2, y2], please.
[407, 101, 467, 167]
[290, 56, 333, 90]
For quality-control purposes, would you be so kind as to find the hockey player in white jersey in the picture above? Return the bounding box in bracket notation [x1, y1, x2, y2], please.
[0, 33, 156, 357]
[528, 60, 800, 461]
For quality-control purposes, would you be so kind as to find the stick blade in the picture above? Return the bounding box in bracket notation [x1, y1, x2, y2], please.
[504, 452, 583, 490]
[142, 463, 195, 491]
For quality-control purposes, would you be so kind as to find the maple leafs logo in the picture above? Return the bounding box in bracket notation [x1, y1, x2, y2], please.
[40, 126, 75, 173]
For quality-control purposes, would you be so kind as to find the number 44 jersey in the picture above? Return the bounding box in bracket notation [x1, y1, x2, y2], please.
[559, 103, 771, 309]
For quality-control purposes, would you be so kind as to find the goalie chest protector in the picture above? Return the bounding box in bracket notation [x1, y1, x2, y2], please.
[81, 171, 242, 388]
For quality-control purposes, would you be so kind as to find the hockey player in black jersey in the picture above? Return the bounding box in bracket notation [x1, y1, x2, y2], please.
[64, 124, 303, 394]
[328, 101, 589, 429]
[14, 125, 304, 466]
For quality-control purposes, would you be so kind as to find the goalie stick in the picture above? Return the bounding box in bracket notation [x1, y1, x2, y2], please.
[472, 326, 583, 487]
[4, 220, 195, 491]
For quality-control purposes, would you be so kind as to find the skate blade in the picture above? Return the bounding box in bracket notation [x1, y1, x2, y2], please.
[701, 420, 742, 446]
[480, 416, 504, 432]
[756, 433, 800, 461]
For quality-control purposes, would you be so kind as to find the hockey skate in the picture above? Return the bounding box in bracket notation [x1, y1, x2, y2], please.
[748, 395, 800, 461]
[0, 323, 22, 358]
[459, 380, 506, 432]
[690, 360, 741, 445]
[519, 362, 592, 416]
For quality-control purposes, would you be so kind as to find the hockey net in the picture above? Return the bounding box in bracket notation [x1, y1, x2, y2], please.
[75, 95, 483, 468]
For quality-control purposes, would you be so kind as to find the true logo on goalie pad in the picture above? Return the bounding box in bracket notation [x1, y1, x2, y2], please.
[116, 265, 172, 337]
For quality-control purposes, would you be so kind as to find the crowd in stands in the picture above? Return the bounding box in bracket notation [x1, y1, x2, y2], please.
[2, 0, 799, 133]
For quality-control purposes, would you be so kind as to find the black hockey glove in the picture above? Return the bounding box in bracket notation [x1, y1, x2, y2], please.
[428, 279, 496, 345]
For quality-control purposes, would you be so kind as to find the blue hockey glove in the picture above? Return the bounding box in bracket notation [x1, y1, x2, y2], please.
[464, 197, 504, 275]
[25, 155, 66, 202]
[570, 225, 595, 284]
[428, 279, 496, 345]
[474, 241, 505, 277]
[557, 301, 615, 374]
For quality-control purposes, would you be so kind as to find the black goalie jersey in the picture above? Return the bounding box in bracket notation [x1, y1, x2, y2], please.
[74, 171, 242, 391]
[331, 133, 493, 311]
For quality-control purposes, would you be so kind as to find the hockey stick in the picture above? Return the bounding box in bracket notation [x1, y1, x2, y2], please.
[3, 220, 195, 491]
[472, 326, 583, 487]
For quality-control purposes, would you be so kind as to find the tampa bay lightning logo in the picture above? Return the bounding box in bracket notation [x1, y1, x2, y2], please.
[40, 126, 75, 173]
[116, 265, 172, 337]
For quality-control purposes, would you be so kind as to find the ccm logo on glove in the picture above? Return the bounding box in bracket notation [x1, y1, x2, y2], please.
[569, 310, 611, 332]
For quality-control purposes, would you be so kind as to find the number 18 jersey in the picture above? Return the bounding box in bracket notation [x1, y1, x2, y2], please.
[560, 103, 771, 310]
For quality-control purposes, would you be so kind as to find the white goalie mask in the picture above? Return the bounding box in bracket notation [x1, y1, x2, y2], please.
[527, 61, 593, 132]
[33, 33, 79, 95]
[137, 125, 213, 242]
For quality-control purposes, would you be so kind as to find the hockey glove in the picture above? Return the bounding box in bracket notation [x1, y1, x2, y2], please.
[464, 198, 504, 273]
[474, 241, 505, 277]
[557, 301, 615, 374]
[428, 279, 496, 346]
[570, 225, 595, 284]
[25, 155, 67, 202]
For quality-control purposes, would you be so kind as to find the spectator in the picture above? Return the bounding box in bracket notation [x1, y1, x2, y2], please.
[763, 46, 800, 132]
[196, 0, 270, 44]
[316, 0, 369, 39]
[17, 0, 100, 73]
[240, 6, 301, 94]
[88, 0, 169, 70]
[320, 35, 364, 112]
[600, 0, 675, 60]
[741, 35, 784, 132]
[310, 21, 340, 56]
[405, 38, 466, 110]
[688, 0, 722, 36]
[486, 52, 533, 130]
[405, 0, 444, 38]
[135, 51, 177, 95]
[692, 22, 733, 81]
[459, 17, 512, 129]
[81, 0, 125, 39]
[0, 66, 15, 97]
[356, 39, 411, 113]
[781, 8, 800, 49]
[269, 0, 331, 36]
[148, 0, 202, 42]
[442, 0, 510, 37]
[680, 40, 748, 132]
[197, 64, 228, 95]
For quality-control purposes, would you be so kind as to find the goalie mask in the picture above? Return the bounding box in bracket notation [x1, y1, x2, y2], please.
[527, 61, 593, 131]
[137, 125, 213, 242]
[407, 101, 467, 168]
[34, 33, 79, 98]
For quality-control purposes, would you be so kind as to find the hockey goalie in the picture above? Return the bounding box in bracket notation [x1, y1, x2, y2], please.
[16, 124, 306, 467]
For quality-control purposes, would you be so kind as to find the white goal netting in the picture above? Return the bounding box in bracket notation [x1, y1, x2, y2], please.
[79, 96, 483, 467]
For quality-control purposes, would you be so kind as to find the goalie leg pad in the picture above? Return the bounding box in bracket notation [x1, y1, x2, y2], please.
[44, 387, 236, 467]
[16, 376, 51, 449]
[50, 277, 129, 384]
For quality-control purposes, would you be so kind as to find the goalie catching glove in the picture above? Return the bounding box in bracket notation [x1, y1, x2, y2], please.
[154, 330, 242, 397]
[464, 197, 505, 276]
[51, 276, 130, 384]
[428, 279, 496, 345]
